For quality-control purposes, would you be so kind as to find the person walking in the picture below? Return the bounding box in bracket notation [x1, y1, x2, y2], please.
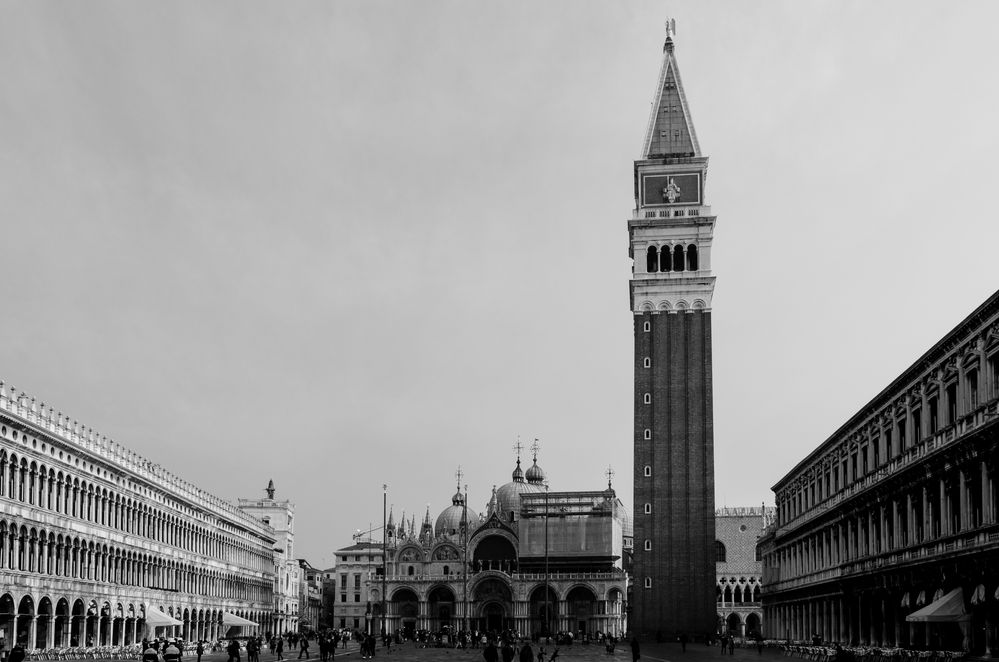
[275, 638, 284, 661]
[196, 641, 205, 662]
[297, 636, 309, 660]
[226, 639, 241, 662]
[630, 636, 640, 662]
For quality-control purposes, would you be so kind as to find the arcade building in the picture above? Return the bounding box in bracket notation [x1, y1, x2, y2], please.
[759, 289, 999, 654]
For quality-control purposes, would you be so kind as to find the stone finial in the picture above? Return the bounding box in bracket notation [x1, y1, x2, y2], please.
[266, 479, 275, 499]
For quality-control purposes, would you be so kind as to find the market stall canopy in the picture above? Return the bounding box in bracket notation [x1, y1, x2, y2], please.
[906, 588, 967, 623]
[222, 612, 258, 627]
[143, 609, 183, 627]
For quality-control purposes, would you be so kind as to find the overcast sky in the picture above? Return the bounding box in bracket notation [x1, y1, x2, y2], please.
[2, 2, 998, 567]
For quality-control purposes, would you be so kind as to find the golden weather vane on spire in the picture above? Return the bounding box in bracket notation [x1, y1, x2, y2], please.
[530, 438, 541, 461]
[665, 17, 676, 39]
[513, 439, 524, 459]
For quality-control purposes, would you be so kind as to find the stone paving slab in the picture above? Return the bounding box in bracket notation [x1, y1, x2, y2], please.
[49, 641, 786, 662]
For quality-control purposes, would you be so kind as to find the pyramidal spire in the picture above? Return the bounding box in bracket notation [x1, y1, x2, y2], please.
[641, 18, 701, 159]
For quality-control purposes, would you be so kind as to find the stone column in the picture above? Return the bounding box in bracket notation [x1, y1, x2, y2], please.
[940, 478, 949, 537]
[984, 461, 995, 525]
[960, 469, 970, 532]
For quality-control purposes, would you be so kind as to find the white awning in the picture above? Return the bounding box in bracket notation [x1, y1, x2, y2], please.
[971, 585, 986, 605]
[222, 612, 258, 627]
[143, 609, 183, 627]
[906, 587, 967, 623]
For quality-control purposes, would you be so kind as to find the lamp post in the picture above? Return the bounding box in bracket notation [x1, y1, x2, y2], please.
[381, 484, 387, 639]
[462, 482, 469, 635]
[544, 479, 550, 640]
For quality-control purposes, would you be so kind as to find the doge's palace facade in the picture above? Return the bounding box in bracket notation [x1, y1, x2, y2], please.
[0, 381, 276, 650]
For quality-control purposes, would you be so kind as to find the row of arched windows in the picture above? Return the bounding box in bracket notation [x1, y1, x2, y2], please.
[0, 447, 268, 573]
[0, 519, 269, 602]
[646, 243, 698, 273]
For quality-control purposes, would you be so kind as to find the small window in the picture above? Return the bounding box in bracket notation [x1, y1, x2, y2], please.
[644, 577, 652, 589]
[644, 393, 651, 404]
[644, 357, 651, 368]
[644, 465, 652, 477]
[644, 539, 652, 551]
[643, 321, 651, 333]
[407, 566, 414, 576]
[715, 540, 726, 562]
[353, 594, 360, 602]
[644, 429, 651, 440]
[644, 503, 651, 514]
[443, 565, 449, 575]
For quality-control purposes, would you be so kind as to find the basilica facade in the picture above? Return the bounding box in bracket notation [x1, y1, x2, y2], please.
[355, 453, 630, 639]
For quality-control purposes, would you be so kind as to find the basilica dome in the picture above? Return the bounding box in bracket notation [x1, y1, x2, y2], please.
[524, 458, 546, 485]
[494, 458, 545, 520]
[435, 488, 479, 537]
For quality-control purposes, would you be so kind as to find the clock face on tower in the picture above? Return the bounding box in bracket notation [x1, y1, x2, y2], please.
[640, 172, 701, 206]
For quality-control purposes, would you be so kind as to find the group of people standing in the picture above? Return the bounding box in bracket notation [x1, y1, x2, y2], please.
[481, 639, 556, 662]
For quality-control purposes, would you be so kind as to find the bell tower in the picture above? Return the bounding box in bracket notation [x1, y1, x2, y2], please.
[629, 20, 717, 637]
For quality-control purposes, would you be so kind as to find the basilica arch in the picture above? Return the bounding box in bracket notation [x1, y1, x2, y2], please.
[471, 534, 517, 574]
[528, 585, 559, 637]
[565, 585, 597, 636]
[472, 576, 512, 633]
[390, 588, 419, 639]
[427, 585, 455, 631]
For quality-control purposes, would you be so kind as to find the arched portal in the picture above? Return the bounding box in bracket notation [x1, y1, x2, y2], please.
[566, 586, 597, 636]
[391, 589, 419, 641]
[726, 612, 742, 636]
[529, 586, 559, 637]
[17, 596, 35, 647]
[70, 599, 86, 646]
[428, 586, 455, 631]
[55, 598, 70, 648]
[472, 535, 517, 574]
[473, 578, 512, 633]
[746, 613, 761, 638]
[36, 597, 53, 649]
[0, 593, 15, 646]
[480, 602, 506, 635]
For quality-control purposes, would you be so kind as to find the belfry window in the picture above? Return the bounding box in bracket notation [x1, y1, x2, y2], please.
[646, 246, 659, 273]
[659, 247, 672, 272]
[686, 244, 698, 271]
[672, 245, 685, 272]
